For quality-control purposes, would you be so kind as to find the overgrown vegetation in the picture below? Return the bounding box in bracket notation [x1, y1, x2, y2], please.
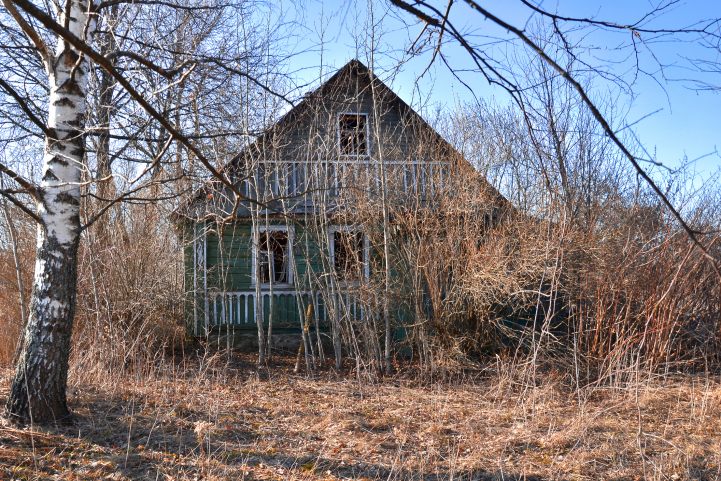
[1, 56, 720, 478]
[3, 355, 721, 480]
[1, 0, 720, 477]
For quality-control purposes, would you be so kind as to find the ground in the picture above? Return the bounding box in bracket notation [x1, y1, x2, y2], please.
[1, 353, 720, 480]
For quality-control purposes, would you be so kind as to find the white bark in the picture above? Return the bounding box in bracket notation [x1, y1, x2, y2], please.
[5, 0, 93, 424]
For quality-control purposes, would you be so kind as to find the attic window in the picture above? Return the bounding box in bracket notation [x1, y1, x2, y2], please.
[338, 113, 368, 156]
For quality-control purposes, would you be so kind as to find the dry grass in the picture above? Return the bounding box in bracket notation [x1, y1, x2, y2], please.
[1, 354, 721, 480]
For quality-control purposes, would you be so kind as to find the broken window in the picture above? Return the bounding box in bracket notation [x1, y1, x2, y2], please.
[332, 229, 365, 280]
[257, 230, 289, 284]
[338, 113, 368, 156]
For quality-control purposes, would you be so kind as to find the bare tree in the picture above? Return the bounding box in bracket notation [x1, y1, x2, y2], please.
[0, 0, 286, 424]
[388, 0, 721, 275]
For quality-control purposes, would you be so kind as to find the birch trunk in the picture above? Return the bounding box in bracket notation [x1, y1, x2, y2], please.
[5, 0, 91, 424]
[251, 208, 266, 364]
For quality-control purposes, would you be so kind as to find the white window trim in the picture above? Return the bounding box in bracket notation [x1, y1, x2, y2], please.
[328, 225, 370, 282]
[336, 112, 371, 158]
[251, 224, 295, 287]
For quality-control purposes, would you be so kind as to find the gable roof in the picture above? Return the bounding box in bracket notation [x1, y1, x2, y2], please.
[225, 59, 455, 173]
[174, 59, 509, 221]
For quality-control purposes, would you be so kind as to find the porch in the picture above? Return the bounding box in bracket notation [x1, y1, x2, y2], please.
[191, 289, 366, 336]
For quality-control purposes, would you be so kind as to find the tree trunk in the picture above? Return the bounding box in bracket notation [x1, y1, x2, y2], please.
[5, 234, 80, 424]
[4, 0, 90, 424]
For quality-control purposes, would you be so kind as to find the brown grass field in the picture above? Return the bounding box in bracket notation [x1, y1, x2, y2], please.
[1, 353, 720, 481]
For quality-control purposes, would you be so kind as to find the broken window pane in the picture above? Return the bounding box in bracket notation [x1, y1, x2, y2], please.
[333, 230, 364, 280]
[338, 114, 368, 156]
[258, 231, 289, 284]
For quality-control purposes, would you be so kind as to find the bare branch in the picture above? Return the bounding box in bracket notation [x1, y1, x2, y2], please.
[519, 0, 721, 38]
[10, 0, 269, 210]
[0, 77, 48, 135]
[0, 160, 39, 200]
[0, 189, 40, 222]
[2, 0, 51, 65]
[106, 50, 192, 78]
[96, 0, 228, 12]
[390, 0, 721, 278]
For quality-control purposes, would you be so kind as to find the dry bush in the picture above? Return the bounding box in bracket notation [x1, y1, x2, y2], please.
[0, 252, 23, 365]
[394, 182, 721, 382]
[380, 182, 550, 370]
[567, 198, 721, 379]
[0, 202, 184, 377]
[391, 77, 721, 383]
[70, 204, 185, 384]
[0, 207, 34, 367]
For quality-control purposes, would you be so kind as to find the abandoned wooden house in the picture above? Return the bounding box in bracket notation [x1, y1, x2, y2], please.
[175, 59, 505, 349]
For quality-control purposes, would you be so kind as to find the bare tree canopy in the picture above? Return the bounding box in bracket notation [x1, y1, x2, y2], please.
[1, 0, 720, 427]
[387, 0, 721, 273]
[0, 0, 290, 424]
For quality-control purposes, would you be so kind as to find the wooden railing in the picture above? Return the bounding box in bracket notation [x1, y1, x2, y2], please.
[237, 159, 450, 200]
[206, 289, 365, 328]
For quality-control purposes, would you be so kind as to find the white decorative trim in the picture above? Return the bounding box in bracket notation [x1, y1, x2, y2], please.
[209, 289, 364, 325]
[251, 224, 295, 287]
[249, 158, 448, 164]
[246, 159, 450, 200]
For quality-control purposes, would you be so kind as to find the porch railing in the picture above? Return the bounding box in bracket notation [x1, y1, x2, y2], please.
[203, 289, 366, 329]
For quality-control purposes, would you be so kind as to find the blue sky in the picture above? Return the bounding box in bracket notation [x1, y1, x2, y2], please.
[276, 0, 721, 182]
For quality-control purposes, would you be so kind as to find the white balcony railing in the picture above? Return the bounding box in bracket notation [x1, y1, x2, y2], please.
[237, 159, 450, 200]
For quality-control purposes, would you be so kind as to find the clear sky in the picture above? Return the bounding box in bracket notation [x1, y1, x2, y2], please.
[275, 0, 721, 182]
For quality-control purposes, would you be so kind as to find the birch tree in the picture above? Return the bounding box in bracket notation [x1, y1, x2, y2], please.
[0, 0, 94, 424]
[0, 0, 286, 424]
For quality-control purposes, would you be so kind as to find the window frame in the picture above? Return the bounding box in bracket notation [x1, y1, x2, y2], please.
[251, 224, 295, 287]
[336, 112, 371, 158]
[327, 225, 370, 283]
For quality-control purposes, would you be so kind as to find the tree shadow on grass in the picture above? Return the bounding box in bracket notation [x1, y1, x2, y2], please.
[1, 382, 563, 481]
[229, 450, 555, 480]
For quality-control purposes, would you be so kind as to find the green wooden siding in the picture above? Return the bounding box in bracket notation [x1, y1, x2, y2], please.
[185, 220, 360, 334]
[184, 218, 418, 339]
[180, 62, 449, 337]
[203, 222, 329, 292]
[206, 223, 253, 291]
